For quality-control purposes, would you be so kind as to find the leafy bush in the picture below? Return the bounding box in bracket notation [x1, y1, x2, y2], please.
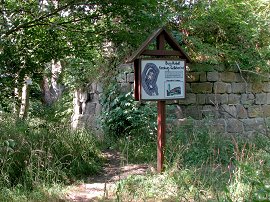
[101, 83, 156, 138]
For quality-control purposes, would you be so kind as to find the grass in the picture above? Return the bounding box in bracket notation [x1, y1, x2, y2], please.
[0, 112, 103, 201]
[1, 108, 270, 201]
[112, 123, 270, 201]
[0, 184, 66, 202]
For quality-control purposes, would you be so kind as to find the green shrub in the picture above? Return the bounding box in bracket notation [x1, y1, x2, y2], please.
[101, 83, 156, 138]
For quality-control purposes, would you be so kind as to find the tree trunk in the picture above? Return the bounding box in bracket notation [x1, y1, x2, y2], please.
[50, 60, 63, 103]
[40, 76, 53, 105]
[18, 76, 32, 119]
[40, 60, 63, 105]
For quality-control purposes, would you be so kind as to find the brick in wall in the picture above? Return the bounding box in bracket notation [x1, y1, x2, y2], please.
[214, 82, 231, 93]
[227, 118, 244, 133]
[191, 82, 213, 93]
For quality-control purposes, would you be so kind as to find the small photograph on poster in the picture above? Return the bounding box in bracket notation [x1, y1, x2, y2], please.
[165, 80, 182, 98]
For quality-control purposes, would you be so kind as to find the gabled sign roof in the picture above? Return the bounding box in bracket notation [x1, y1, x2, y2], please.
[126, 27, 191, 63]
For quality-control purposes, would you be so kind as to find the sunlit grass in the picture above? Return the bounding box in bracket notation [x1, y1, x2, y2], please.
[113, 124, 270, 201]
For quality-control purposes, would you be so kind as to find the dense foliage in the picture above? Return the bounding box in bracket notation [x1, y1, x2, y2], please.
[101, 83, 157, 138]
[170, 0, 270, 71]
[0, 0, 166, 111]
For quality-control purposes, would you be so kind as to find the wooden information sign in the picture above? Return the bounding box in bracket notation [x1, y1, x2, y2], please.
[126, 27, 191, 173]
[140, 59, 186, 100]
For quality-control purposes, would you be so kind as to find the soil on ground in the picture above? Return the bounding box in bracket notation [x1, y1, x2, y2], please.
[65, 150, 152, 201]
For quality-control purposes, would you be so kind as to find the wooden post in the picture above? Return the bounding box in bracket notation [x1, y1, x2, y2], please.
[157, 101, 166, 173]
[156, 33, 166, 173]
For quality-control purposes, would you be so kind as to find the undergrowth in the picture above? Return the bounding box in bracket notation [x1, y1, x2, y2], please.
[0, 112, 103, 201]
[114, 123, 270, 201]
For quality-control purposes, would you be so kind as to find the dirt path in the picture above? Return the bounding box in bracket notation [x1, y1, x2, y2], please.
[65, 150, 151, 201]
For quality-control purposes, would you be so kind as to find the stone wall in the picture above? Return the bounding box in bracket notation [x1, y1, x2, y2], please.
[176, 64, 270, 136]
[71, 83, 103, 133]
[71, 63, 270, 136]
[71, 64, 134, 132]
[115, 63, 270, 136]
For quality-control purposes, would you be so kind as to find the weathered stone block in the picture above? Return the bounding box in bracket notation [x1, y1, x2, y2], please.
[220, 104, 237, 118]
[221, 94, 229, 104]
[220, 72, 242, 82]
[228, 94, 241, 104]
[186, 72, 200, 82]
[262, 82, 270, 92]
[183, 105, 203, 119]
[255, 93, 267, 104]
[85, 103, 97, 115]
[206, 94, 222, 105]
[252, 83, 264, 93]
[96, 83, 103, 93]
[191, 82, 213, 93]
[267, 93, 270, 104]
[236, 104, 248, 119]
[127, 73, 134, 83]
[91, 83, 97, 92]
[197, 94, 206, 104]
[186, 83, 192, 93]
[214, 82, 232, 93]
[264, 117, 270, 126]
[210, 119, 226, 133]
[241, 93, 255, 105]
[178, 93, 196, 105]
[95, 103, 102, 114]
[262, 105, 270, 117]
[199, 72, 207, 82]
[247, 105, 262, 118]
[202, 105, 219, 118]
[259, 74, 270, 82]
[207, 72, 219, 81]
[232, 83, 247, 93]
[116, 73, 127, 83]
[93, 93, 100, 102]
[243, 118, 265, 132]
[227, 118, 244, 133]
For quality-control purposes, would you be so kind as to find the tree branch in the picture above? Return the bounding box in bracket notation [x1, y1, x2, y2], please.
[3, 1, 76, 37]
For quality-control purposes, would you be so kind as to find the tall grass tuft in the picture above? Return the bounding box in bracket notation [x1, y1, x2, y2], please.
[0, 112, 103, 198]
[114, 123, 270, 201]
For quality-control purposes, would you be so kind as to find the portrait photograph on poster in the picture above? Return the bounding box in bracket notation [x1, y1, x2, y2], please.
[140, 59, 186, 100]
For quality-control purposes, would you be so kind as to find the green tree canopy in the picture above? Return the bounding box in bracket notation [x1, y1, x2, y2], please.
[170, 0, 270, 71]
[0, 0, 167, 110]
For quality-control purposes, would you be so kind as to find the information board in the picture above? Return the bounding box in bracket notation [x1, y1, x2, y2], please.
[140, 59, 186, 100]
